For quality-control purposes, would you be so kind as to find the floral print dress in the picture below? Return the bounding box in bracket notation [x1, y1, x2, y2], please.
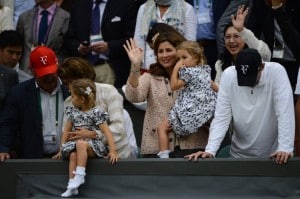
[169, 65, 217, 136]
[61, 105, 109, 158]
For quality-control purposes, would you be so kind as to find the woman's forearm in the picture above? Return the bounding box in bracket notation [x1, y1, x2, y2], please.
[127, 64, 141, 88]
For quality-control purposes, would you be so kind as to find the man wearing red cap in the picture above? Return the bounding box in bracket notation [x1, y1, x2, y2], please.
[0, 46, 69, 160]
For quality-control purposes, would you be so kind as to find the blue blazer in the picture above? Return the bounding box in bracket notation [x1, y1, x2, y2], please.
[0, 78, 69, 158]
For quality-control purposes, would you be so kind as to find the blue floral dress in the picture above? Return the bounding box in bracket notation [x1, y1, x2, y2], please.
[169, 65, 217, 136]
[61, 105, 109, 158]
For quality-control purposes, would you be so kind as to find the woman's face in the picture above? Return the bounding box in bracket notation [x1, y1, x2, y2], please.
[157, 41, 177, 69]
[224, 26, 245, 57]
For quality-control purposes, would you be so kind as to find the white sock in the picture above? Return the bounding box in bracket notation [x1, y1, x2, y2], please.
[75, 166, 86, 175]
[157, 150, 171, 158]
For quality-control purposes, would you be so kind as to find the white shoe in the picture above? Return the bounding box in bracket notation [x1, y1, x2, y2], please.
[67, 174, 85, 189]
[61, 188, 78, 197]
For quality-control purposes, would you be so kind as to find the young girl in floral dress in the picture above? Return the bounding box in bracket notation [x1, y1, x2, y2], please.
[58, 78, 118, 197]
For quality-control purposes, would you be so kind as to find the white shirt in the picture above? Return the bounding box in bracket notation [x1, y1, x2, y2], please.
[36, 80, 64, 155]
[206, 62, 295, 157]
[294, 67, 300, 95]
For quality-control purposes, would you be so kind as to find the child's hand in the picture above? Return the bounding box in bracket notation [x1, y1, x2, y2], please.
[211, 80, 219, 92]
[108, 151, 119, 164]
[52, 151, 62, 160]
[174, 60, 185, 70]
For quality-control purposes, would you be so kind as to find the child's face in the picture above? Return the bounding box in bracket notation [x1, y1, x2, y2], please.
[176, 49, 198, 67]
[70, 89, 83, 109]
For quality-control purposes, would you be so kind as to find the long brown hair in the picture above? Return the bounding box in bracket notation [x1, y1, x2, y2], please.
[149, 32, 186, 77]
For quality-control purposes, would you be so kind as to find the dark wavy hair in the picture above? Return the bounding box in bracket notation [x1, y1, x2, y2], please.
[219, 22, 249, 72]
[149, 32, 186, 77]
[146, 23, 180, 45]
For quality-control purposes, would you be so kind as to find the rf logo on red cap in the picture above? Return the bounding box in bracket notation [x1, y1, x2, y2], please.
[40, 56, 48, 65]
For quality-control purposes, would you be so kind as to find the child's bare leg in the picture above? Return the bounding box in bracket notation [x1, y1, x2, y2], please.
[61, 151, 79, 197]
[157, 118, 171, 158]
[76, 140, 89, 167]
[69, 152, 77, 179]
[67, 140, 89, 190]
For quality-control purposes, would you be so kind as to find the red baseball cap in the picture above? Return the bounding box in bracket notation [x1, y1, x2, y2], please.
[30, 46, 58, 77]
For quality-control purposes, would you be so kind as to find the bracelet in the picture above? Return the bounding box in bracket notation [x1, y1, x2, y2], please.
[272, 3, 283, 9]
[130, 68, 140, 74]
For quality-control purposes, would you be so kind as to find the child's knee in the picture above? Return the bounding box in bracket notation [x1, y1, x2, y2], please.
[75, 140, 88, 149]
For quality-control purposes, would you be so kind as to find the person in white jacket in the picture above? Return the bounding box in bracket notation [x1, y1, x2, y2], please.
[213, 5, 271, 90]
[185, 48, 295, 164]
[134, 0, 197, 70]
[0, 5, 13, 33]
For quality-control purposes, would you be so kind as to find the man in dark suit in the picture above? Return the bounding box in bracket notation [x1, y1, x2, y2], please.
[16, 0, 70, 74]
[0, 46, 69, 160]
[65, 0, 138, 88]
[0, 65, 18, 111]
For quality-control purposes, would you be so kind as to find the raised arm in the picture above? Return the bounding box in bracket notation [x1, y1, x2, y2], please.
[233, 5, 271, 61]
[123, 38, 144, 88]
[231, 5, 249, 32]
[216, 0, 249, 55]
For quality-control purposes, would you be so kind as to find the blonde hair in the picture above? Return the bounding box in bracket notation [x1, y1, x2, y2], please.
[70, 78, 96, 110]
[176, 41, 207, 65]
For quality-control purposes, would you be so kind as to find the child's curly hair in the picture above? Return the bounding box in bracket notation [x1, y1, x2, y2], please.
[176, 41, 207, 66]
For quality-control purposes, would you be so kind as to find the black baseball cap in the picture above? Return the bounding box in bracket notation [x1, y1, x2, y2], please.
[235, 48, 262, 87]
